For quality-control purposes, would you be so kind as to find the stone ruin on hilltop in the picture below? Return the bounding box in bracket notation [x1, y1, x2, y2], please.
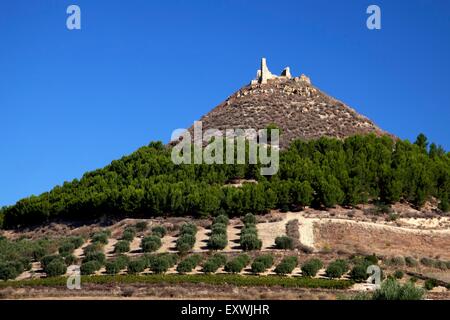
[251, 57, 311, 85]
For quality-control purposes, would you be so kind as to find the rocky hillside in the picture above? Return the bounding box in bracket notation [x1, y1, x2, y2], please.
[190, 69, 389, 148]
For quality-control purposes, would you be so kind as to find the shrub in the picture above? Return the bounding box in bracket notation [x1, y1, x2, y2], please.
[202, 260, 220, 274]
[32, 246, 47, 261]
[274, 236, 294, 250]
[435, 260, 448, 270]
[393, 270, 404, 279]
[235, 254, 250, 266]
[385, 256, 405, 267]
[115, 254, 130, 269]
[83, 252, 106, 265]
[251, 261, 266, 274]
[141, 236, 162, 253]
[80, 261, 101, 275]
[91, 232, 109, 245]
[121, 228, 136, 241]
[127, 259, 147, 274]
[176, 234, 196, 253]
[242, 213, 257, 225]
[325, 260, 349, 279]
[210, 253, 227, 266]
[224, 260, 245, 274]
[350, 264, 369, 282]
[240, 225, 258, 236]
[64, 254, 77, 266]
[207, 234, 227, 250]
[58, 242, 76, 256]
[151, 226, 167, 238]
[176, 242, 192, 254]
[149, 256, 170, 274]
[68, 236, 84, 248]
[40, 255, 60, 270]
[135, 221, 148, 232]
[253, 254, 274, 269]
[180, 223, 197, 236]
[176, 255, 202, 274]
[44, 259, 67, 277]
[211, 223, 227, 235]
[424, 278, 438, 290]
[213, 215, 229, 225]
[372, 278, 424, 300]
[114, 240, 130, 253]
[0, 262, 21, 280]
[160, 253, 178, 267]
[420, 257, 435, 267]
[105, 261, 121, 275]
[301, 259, 323, 277]
[364, 254, 378, 265]
[83, 243, 103, 255]
[275, 256, 298, 275]
[224, 254, 250, 274]
[405, 256, 418, 267]
[240, 234, 262, 251]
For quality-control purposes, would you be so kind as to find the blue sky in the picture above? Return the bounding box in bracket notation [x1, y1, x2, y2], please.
[1, 0, 449, 206]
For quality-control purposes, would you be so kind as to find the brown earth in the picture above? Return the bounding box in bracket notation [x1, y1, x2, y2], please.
[183, 77, 391, 149]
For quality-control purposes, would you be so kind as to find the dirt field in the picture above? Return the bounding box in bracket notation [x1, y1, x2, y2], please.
[314, 220, 450, 259]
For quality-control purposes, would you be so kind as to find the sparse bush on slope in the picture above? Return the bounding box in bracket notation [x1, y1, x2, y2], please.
[274, 236, 294, 250]
[224, 254, 250, 274]
[325, 260, 349, 279]
[239, 215, 262, 251]
[251, 254, 274, 274]
[176, 223, 198, 254]
[176, 254, 203, 274]
[372, 278, 424, 300]
[202, 254, 227, 274]
[44, 258, 67, 277]
[207, 215, 229, 250]
[275, 256, 298, 275]
[301, 259, 323, 277]
[141, 236, 161, 253]
[80, 260, 102, 275]
[151, 226, 167, 238]
[114, 240, 130, 253]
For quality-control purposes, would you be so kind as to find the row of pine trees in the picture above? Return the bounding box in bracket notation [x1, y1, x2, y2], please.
[1, 134, 448, 228]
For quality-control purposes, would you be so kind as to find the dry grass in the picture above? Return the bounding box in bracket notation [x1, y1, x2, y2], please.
[314, 221, 450, 260]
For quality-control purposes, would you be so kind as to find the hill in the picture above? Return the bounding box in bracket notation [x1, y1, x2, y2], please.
[0, 59, 448, 229]
[190, 58, 390, 148]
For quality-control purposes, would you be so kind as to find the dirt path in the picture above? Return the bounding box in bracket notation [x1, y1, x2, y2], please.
[129, 236, 142, 255]
[158, 235, 177, 253]
[297, 216, 315, 249]
[257, 219, 285, 250]
[104, 238, 118, 257]
[73, 240, 90, 260]
[257, 212, 315, 250]
[224, 224, 241, 252]
[193, 227, 209, 252]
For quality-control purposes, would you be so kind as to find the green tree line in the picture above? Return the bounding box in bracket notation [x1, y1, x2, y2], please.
[0, 134, 449, 229]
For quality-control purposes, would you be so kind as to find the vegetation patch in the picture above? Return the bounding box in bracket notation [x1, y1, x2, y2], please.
[0, 273, 353, 290]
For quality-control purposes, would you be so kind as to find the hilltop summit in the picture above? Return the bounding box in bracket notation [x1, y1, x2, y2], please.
[190, 58, 389, 148]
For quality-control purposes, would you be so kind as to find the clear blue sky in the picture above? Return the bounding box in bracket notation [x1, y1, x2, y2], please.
[1, 0, 449, 206]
